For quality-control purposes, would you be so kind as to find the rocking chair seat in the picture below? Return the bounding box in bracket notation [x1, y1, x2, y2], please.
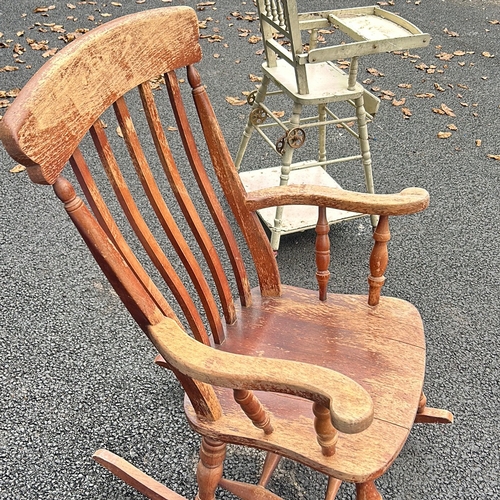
[262, 60, 364, 105]
[185, 286, 425, 483]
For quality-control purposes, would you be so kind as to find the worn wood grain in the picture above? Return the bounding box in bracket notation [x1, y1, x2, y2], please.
[0, 7, 201, 185]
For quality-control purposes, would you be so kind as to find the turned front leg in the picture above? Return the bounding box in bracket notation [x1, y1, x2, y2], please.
[196, 437, 226, 500]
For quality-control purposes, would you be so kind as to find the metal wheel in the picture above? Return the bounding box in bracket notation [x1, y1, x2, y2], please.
[275, 135, 287, 155]
[247, 90, 258, 105]
[250, 108, 267, 126]
[287, 127, 306, 149]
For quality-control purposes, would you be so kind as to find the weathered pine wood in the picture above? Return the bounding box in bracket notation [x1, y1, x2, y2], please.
[257, 453, 282, 487]
[0, 7, 202, 184]
[355, 481, 382, 500]
[187, 65, 282, 298]
[69, 147, 178, 323]
[245, 185, 429, 216]
[195, 438, 226, 500]
[154, 355, 222, 422]
[163, 71, 253, 308]
[52, 176, 163, 329]
[315, 206, 331, 301]
[368, 215, 390, 306]
[112, 96, 225, 343]
[147, 317, 374, 435]
[90, 119, 212, 345]
[313, 402, 338, 456]
[218, 479, 284, 499]
[233, 389, 274, 434]
[0, 7, 452, 499]
[325, 477, 342, 500]
[138, 81, 237, 325]
[93, 449, 188, 500]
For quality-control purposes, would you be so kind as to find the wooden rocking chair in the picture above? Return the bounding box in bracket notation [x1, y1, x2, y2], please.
[0, 7, 452, 500]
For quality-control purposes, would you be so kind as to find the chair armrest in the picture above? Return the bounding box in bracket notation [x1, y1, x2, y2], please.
[245, 185, 429, 216]
[147, 318, 374, 434]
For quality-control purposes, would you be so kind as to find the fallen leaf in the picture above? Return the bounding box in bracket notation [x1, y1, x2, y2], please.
[415, 63, 429, 71]
[111, 2, 122, 6]
[116, 126, 123, 138]
[398, 83, 412, 89]
[402, 107, 412, 117]
[42, 47, 57, 57]
[167, 126, 177, 131]
[432, 107, 446, 115]
[392, 98, 406, 106]
[436, 52, 454, 61]
[447, 124, 458, 131]
[437, 131, 452, 139]
[415, 93, 435, 98]
[0, 66, 19, 72]
[66, 3, 76, 9]
[482, 51, 494, 58]
[225, 96, 246, 106]
[489, 20, 499, 25]
[434, 83, 446, 92]
[248, 35, 261, 44]
[441, 103, 456, 116]
[249, 73, 262, 82]
[272, 111, 285, 118]
[453, 50, 466, 56]
[487, 154, 500, 160]
[10, 164, 26, 173]
[213, 53, 220, 58]
[443, 28, 459, 37]
[475, 139, 481, 147]
[367, 67, 384, 77]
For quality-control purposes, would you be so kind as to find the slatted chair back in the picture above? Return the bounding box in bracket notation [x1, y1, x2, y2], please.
[0, 6, 282, 416]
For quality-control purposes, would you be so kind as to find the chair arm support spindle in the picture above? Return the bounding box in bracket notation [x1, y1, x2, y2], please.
[234, 389, 274, 434]
[368, 215, 390, 306]
[315, 206, 331, 301]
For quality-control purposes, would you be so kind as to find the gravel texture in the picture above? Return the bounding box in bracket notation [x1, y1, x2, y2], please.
[0, 0, 499, 498]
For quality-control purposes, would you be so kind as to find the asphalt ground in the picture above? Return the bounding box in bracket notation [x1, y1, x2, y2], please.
[0, 0, 499, 498]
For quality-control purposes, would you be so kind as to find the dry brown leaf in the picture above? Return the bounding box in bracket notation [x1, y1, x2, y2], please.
[116, 126, 123, 138]
[487, 154, 500, 160]
[443, 28, 459, 37]
[482, 51, 494, 58]
[248, 35, 261, 44]
[42, 48, 57, 57]
[453, 50, 466, 56]
[415, 93, 435, 98]
[489, 20, 500, 25]
[415, 63, 429, 71]
[441, 103, 456, 116]
[249, 73, 262, 82]
[447, 124, 458, 131]
[111, 2, 123, 5]
[366, 67, 384, 77]
[101, 13, 112, 17]
[213, 53, 220, 58]
[434, 83, 446, 92]
[436, 52, 454, 61]
[432, 107, 445, 115]
[272, 111, 285, 118]
[475, 139, 482, 147]
[66, 3, 76, 8]
[10, 164, 26, 173]
[225, 96, 246, 106]
[392, 98, 406, 107]
[0, 66, 19, 72]
[167, 126, 177, 131]
[437, 131, 452, 139]
[398, 83, 412, 89]
[136, 0, 146, 3]
[460, 102, 469, 107]
[402, 107, 412, 117]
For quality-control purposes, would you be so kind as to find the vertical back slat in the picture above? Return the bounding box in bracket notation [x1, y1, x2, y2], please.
[112, 96, 225, 343]
[70, 147, 180, 324]
[164, 71, 253, 307]
[52, 176, 164, 330]
[89, 119, 212, 345]
[138, 82, 237, 324]
[187, 65, 282, 298]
